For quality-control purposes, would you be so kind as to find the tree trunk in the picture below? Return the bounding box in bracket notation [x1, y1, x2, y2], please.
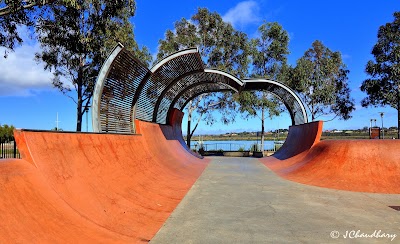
[187, 109, 192, 147]
[76, 93, 82, 131]
[311, 102, 315, 121]
[261, 106, 265, 156]
[76, 68, 83, 132]
[190, 113, 203, 140]
[261, 91, 265, 156]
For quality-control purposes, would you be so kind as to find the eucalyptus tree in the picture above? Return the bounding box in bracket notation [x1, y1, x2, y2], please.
[157, 7, 251, 146]
[291, 40, 355, 122]
[0, 0, 32, 56]
[35, 0, 151, 131]
[0, 0, 79, 55]
[237, 22, 289, 154]
[360, 12, 400, 138]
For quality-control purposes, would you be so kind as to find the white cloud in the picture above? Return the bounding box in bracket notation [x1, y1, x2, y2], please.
[0, 27, 53, 97]
[222, 1, 261, 28]
[342, 53, 351, 60]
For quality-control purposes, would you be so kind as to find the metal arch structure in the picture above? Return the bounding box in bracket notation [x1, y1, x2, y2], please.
[92, 43, 151, 133]
[92, 44, 308, 133]
[168, 82, 234, 112]
[142, 48, 204, 123]
[154, 69, 243, 123]
[243, 79, 308, 125]
[168, 78, 308, 126]
[92, 44, 242, 133]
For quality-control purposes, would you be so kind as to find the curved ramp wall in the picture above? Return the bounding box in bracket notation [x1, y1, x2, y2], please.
[0, 159, 135, 243]
[168, 108, 203, 159]
[273, 121, 323, 161]
[0, 115, 208, 243]
[263, 121, 400, 194]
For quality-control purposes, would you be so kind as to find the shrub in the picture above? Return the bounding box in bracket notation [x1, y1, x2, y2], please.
[198, 146, 205, 156]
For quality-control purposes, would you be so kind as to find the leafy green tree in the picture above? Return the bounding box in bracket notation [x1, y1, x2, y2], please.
[291, 40, 355, 122]
[0, 124, 15, 142]
[35, 0, 151, 131]
[237, 92, 283, 151]
[360, 12, 400, 138]
[157, 7, 251, 146]
[0, 1, 32, 56]
[186, 92, 238, 143]
[157, 8, 250, 78]
[250, 22, 290, 80]
[0, 0, 80, 55]
[237, 22, 289, 154]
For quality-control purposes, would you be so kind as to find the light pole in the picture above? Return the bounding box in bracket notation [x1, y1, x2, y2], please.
[370, 119, 377, 139]
[379, 112, 384, 139]
[55, 112, 61, 131]
[370, 119, 373, 137]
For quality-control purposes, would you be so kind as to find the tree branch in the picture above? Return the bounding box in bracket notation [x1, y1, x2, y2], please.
[65, 93, 77, 104]
[190, 112, 203, 138]
[0, 0, 55, 17]
[323, 114, 339, 122]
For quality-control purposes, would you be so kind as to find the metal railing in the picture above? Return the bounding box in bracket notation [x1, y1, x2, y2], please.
[191, 141, 284, 152]
[0, 139, 20, 159]
[195, 143, 247, 152]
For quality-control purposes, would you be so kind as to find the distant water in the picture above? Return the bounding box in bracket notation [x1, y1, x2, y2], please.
[190, 140, 284, 151]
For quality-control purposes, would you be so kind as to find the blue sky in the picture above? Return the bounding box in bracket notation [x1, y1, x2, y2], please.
[0, 0, 399, 134]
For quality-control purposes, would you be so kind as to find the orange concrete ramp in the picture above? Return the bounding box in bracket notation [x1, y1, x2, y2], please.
[0, 111, 208, 243]
[272, 121, 323, 161]
[3, 115, 400, 242]
[0, 159, 134, 243]
[262, 121, 400, 194]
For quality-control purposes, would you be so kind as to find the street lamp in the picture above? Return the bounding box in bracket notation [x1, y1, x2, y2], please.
[379, 112, 384, 139]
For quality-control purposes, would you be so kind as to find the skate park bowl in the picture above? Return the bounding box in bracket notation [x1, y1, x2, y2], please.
[262, 121, 400, 194]
[1, 44, 400, 242]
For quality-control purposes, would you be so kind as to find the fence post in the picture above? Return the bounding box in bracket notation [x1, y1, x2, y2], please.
[14, 138, 17, 158]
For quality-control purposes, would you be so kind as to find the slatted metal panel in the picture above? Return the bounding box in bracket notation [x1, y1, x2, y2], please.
[135, 49, 204, 122]
[171, 83, 234, 111]
[155, 70, 242, 124]
[95, 46, 150, 133]
[93, 44, 308, 134]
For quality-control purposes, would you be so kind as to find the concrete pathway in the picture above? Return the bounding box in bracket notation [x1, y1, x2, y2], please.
[151, 157, 400, 243]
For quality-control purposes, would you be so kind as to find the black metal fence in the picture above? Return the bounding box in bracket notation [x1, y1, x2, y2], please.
[0, 138, 20, 159]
